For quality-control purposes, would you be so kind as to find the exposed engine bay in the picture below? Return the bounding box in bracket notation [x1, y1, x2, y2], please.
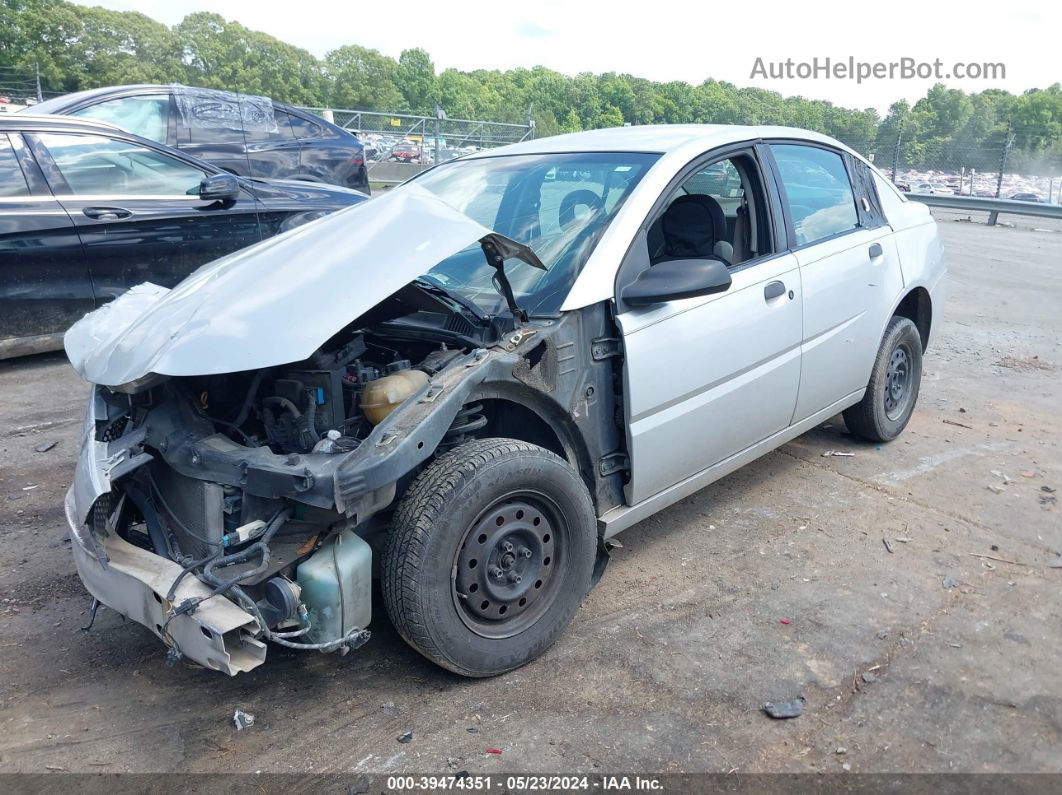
[79, 318, 491, 668]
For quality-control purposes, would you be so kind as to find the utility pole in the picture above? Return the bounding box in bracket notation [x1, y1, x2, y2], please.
[995, 122, 1013, 199]
[891, 117, 904, 183]
[34, 62, 43, 103]
[433, 102, 445, 165]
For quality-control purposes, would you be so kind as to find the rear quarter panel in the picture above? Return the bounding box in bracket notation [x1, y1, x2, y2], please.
[874, 171, 947, 349]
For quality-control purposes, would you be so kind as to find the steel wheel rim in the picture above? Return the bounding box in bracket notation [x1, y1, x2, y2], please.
[452, 490, 567, 639]
[884, 342, 913, 420]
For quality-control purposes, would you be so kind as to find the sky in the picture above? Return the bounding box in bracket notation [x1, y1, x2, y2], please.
[75, 0, 1061, 114]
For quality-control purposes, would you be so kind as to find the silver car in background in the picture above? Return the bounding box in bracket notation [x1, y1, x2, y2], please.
[63, 125, 944, 678]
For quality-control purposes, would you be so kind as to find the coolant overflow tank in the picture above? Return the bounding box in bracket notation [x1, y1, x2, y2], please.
[296, 529, 372, 645]
[360, 369, 429, 425]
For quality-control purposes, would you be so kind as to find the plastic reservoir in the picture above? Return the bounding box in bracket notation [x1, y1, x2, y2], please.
[296, 529, 372, 645]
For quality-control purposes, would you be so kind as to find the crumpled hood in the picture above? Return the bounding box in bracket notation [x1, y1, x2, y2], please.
[64, 185, 493, 386]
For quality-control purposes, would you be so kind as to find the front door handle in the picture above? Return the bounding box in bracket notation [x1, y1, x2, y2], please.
[869, 242, 883, 259]
[83, 206, 132, 221]
[764, 281, 786, 301]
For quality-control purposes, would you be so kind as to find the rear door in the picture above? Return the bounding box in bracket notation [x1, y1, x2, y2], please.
[766, 142, 904, 422]
[0, 132, 94, 354]
[27, 131, 262, 303]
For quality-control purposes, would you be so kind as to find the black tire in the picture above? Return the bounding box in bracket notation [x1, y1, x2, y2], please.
[382, 438, 596, 677]
[843, 316, 923, 442]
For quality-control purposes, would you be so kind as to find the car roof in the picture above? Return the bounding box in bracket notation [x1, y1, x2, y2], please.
[462, 124, 853, 158]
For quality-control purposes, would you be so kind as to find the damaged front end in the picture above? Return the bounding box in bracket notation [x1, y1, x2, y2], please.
[66, 333, 502, 673]
[62, 183, 591, 675]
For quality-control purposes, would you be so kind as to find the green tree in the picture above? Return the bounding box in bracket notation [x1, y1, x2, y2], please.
[396, 48, 436, 114]
[323, 45, 402, 110]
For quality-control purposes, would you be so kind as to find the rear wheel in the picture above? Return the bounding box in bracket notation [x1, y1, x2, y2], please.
[382, 438, 596, 677]
[843, 316, 923, 442]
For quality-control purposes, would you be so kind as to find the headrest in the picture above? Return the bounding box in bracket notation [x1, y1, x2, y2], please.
[661, 194, 726, 258]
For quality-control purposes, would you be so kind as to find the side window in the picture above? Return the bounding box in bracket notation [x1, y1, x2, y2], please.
[284, 112, 325, 140]
[0, 135, 31, 197]
[36, 133, 207, 196]
[770, 144, 859, 246]
[71, 95, 169, 144]
[648, 154, 770, 267]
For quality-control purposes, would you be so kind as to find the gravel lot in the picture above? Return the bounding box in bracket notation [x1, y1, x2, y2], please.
[0, 211, 1059, 775]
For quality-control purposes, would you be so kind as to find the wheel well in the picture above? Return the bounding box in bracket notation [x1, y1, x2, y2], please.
[477, 399, 567, 463]
[894, 287, 932, 351]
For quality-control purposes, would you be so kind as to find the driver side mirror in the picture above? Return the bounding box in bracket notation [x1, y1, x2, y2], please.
[621, 257, 732, 307]
[199, 173, 240, 202]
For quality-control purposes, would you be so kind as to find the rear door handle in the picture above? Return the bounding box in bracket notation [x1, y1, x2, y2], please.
[869, 242, 883, 259]
[83, 206, 132, 221]
[764, 281, 786, 301]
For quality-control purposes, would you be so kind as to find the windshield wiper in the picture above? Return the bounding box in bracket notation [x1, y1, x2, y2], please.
[479, 233, 546, 324]
[412, 277, 488, 323]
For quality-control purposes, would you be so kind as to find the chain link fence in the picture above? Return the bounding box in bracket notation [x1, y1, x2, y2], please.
[297, 107, 535, 184]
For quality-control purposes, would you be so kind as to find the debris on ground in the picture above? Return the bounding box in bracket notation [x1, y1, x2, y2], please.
[942, 419, 973, 429]
[970, 552, 1026, 567]
[779, 618, 790, 625]
[33, 440, 57, 453]
[763, 697, 805, 719]
[1040, 494, 1057, 506]
[397, 730, 413, 744]
[986, 485, 1004, 494]
[485, 748, 503, 755]
[1042, 486, 1057, 494]
[942, 576, 959, 590]
[861, 671, 879, 684]
[821, 450, 855, 457]
[233, 710, 255, 730]
[836, 747, 848, 755]
[447, 757, 460, 770]
[882, 538, 894, 554]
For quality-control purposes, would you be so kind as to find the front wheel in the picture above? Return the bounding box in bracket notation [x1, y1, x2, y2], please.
[382, 438, 597, 677]
[843, 316, 923, 442]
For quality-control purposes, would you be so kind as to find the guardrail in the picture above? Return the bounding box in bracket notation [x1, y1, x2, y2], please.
[365, 161, 431, 186]
[907, 193, 1062, 225]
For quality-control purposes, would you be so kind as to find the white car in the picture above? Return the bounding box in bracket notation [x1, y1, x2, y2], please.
[63, 125, 945, 677]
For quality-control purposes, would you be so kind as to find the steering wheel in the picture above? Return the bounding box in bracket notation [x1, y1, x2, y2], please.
[559, 189, 604, 229]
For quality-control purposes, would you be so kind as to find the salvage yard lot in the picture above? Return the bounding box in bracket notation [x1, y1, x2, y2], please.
[0, 212, 1059, 774]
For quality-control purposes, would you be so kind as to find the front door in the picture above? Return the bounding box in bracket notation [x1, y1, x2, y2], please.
[27, 131, 262, 303]
[618, 150, 803, 505]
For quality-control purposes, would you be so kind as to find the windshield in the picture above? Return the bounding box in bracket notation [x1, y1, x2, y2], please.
[412, 151, 659, 315]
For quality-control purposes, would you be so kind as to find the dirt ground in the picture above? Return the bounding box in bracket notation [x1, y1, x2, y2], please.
[0, 210, 1059, 776]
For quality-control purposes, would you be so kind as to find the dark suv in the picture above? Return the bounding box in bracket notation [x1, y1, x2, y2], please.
[29, 84, 369, 192]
